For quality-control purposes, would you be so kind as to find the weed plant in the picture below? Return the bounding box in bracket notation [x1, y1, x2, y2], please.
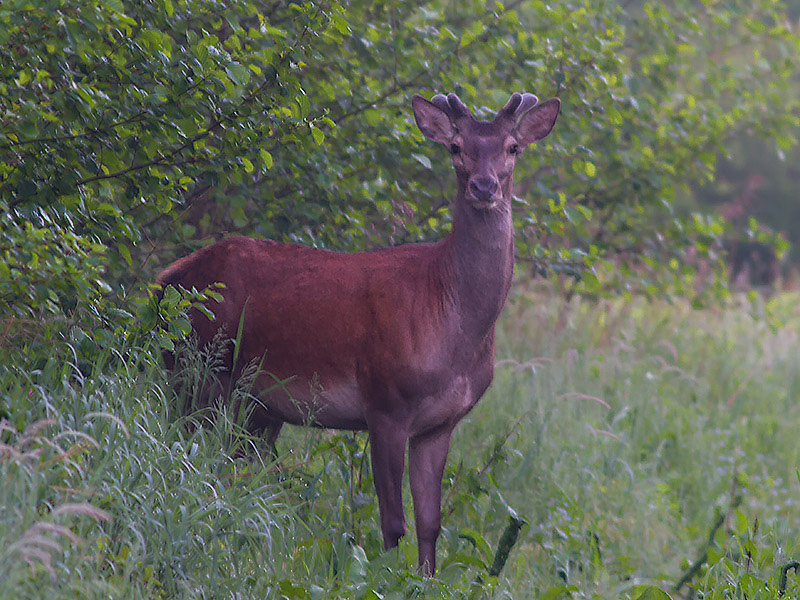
[3, 286, 800, 598]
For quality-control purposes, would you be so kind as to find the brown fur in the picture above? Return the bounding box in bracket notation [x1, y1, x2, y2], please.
[158, 93, 560, 574]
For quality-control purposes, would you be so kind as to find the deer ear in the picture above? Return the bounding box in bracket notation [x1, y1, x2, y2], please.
[515, 98, 560, 147]
[412, 94, 456, 145]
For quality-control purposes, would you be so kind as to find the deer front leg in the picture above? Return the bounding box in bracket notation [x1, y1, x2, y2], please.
[408, 426, 454, 575]
[367, 415, 409, 550]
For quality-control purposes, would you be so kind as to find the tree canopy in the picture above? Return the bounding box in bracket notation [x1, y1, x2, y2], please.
[2, 0, 798, 346]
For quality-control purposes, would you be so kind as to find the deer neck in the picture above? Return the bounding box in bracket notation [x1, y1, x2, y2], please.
[442, 183, 515, 339]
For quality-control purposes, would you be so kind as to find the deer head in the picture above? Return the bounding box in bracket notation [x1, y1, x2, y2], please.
[411, 91, 561, 211]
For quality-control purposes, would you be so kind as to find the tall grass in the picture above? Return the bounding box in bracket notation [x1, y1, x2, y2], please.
[450, 287, 800, 597]
[0, 344, 291, 599]
[3, 286, 800, 598]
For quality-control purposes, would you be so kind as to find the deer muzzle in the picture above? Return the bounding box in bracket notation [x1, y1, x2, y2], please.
[467, 176, 500, 207]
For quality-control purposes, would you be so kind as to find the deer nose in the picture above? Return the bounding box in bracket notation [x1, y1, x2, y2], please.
[468, 177, 498, 202]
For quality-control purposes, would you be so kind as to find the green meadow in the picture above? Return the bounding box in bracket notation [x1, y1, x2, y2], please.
[4, 286, 800, 599]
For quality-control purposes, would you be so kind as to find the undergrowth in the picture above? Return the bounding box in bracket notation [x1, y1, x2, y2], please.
[2, 286, 800, 598]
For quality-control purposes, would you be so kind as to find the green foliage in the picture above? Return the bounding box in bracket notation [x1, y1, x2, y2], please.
[0, 340, 291, 599]
[695, 134, 800, 264]
[285, 0, 799, 299]
[1, 0, 340, 324]
[137, 283, 223, 351]
[2, 0, 799, 339]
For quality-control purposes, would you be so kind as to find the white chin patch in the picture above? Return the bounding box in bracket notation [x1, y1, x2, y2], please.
[469, 197, 499, 211]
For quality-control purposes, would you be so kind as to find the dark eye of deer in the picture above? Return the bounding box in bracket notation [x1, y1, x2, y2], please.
[509, 144, 519, 155]
[450, 143, 461, 155]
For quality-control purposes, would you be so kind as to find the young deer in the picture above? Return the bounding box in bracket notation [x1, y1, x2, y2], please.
[157, 91, 560, 574]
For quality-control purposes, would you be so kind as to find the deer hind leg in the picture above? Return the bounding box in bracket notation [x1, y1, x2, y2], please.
[408, 425, 454, 575]
[261, 417, 283, 461]
[367, 413, 409, 550]
[244, 404, 284, 460]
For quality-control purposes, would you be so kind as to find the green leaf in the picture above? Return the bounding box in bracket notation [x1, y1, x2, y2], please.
[156, 195, 172, 214]
[412, 153, 432, 169]
[277, 579, 308, 599]
[172, 316, 192, 336]
[156, 331, 175, 351]
[330, 13, 351, 35]
[581, 270, 600, 291]
[117, 244, 132, 267]
[260, 149, 273, 170]
[635, 586, 672, 600]
[19, 120, 38, 139]
[108, 307, 134, 321]
[162, 286, 181, 306]
[262, 24, 287, 38]
[226, 63, 250, 86]
[460, 19, 483, 48]
[458, 528, 492, 566]
[541, 586, 578, 600]
[296, 93, 310, 119]
[194, 303, 216, 321]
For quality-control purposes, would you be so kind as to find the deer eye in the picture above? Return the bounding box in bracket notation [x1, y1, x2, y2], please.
[509, 143, 519, 155]
[449, 143, 461, 155]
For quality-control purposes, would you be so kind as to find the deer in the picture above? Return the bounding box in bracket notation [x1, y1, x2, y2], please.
[156, 91, 560, 574]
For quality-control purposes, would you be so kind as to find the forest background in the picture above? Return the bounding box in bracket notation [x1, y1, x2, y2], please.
[3, 0, 800, 330]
